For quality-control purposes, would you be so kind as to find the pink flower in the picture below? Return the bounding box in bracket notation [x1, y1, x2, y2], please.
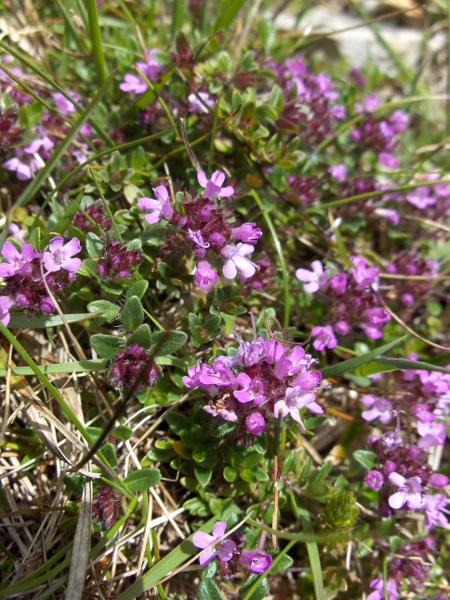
[3, 149, 43, 180]
[119, 73, 148, 94]
[367, 578, 398, 600]
[197, 171, 234, 200]
[295, 260, 328, 293]
[274, 385, 323, 432]
[361, 395, 393, 423]
[192, 521, 236, 567]
[138, 186, 173, 225]
[349, 256, 379, 290]
[378, 152, 399, 168]
[43, 237, 82, 273]
[221, 243, 256, 279]
[328, 164, 347, 181]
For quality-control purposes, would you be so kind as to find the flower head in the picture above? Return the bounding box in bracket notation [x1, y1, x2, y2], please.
[221, 243, 257, 279]
[295, 260, 328, 293]
[192, 521, 236, 567]
[240, 551, 273, 573]
[43, 237, 82, 273]
[138, 185, 173, 225]
[197, 171, 234, 200]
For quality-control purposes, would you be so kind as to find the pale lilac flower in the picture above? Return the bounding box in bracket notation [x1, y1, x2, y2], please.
[25, 127, 54, 154]
[429, 474, 449, 488]
[360, 308, 391, 340]
[240, 550, 273, 573]
[367, 578, 398, 600]
[274, 386, 323, 432]
[361, 395, 393, 423]
[405, 186, 437, 210]
[0, 296, 14, 326]
[390, 110, 409, 133]
[119, 74, 148, 94]
[335, 320, 349, 334]
[54, 92, 79, 115]
[221, 243, 256, 279]
[374, 208, 400, 225]
[388, 472, 426, 510]
[378, 152, 399, 168]
[188, 91, 215, 113]
[43, 237, 82, 273]
[192, 521, 236, 567]
[138, 186, 173, 225]
[365, 470, 384, 490]
[0, 242, 37, 277]
[357, 94, 381, 113]
[311, 325, 338, 351]
[417, 420, 447, 448]
[424, 494, 449, 530]
[197, 171, 234, 200]
[328, 164, 347, 181]
[8, 223, 26, 244]
[349, 256, 379, 290]
[195, 260, 218, 290]
[4, 149, 43, 180]
[295, 260, 328, 294]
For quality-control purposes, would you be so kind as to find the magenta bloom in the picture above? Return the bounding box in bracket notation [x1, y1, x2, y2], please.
[349, 256, 379, 290]
[274, 385, 323, 433]
[0, 242, 37, 277]
[424, 494, 448, 530]
[328, 164, 347, 181]
[197, 171, 234, 200]
[240, 550, 273, 573]
[192, 521, 236, 567]
[295, 260, 328, 293]
[245, 413, 266, 435]
[361, 395, 393, 423]
[311, 325, 338, 351]
[43, 237, 82, 273]
[388, 472, 426, 510]
[221, 243, 257, 279]
[367, 578, 398, 600]
[4, 149, 43, 180]
[138, 185, 173, 225]
[365, 470, 384, 490]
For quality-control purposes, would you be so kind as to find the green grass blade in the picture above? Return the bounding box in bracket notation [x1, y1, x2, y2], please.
[172, 0, 186, 37]
[213, 0, 248, 32]
[13, 70, 115, 208]
[8, 312, 102, 329]
[54, 0, 89, 54]
[321, 336, 408, 379]
[251, 190, 290, 328]
[0, 359, 106, 377]
[86, 0, 109, 85]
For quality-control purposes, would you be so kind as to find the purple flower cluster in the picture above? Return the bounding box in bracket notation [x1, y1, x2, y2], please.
[92, 485, 122, 529]
[192, 521, 272, 575]
[0, 237, 82, 325]
[138, 171, 262, 290]
[274, 57, 345, 146]
[183, 333, 323, 435]
[97, 239, 143, 280]
[108, 344, 161, 393]
[295, 256, 391, 350]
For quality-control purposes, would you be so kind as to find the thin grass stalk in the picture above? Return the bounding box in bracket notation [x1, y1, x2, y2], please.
[86, 0, 109, 85]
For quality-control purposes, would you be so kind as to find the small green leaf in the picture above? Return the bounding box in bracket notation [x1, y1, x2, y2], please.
[123, 468, 161, 491]
[127, 324, 152, 348]
[121, 295, 144, 332]
[87, 300, 119, 320]
[101, 443, 118, 467]
[353, 450, 377, 471]
[85, 232, 104, 259]
[112, 426, 133, 441]
[198, 578, 225, 600]
[125, 280, 149, 300]
[90, 334, 123, 359]
[240, 574, 269, 600]
[149, 331, 187, 356]
[270, 552, 293, 574]
[194, 464, 213, 487]
[223, 467, 237, 483]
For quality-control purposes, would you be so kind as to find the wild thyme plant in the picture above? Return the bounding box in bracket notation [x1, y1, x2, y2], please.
[0, 2, 449, 600]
